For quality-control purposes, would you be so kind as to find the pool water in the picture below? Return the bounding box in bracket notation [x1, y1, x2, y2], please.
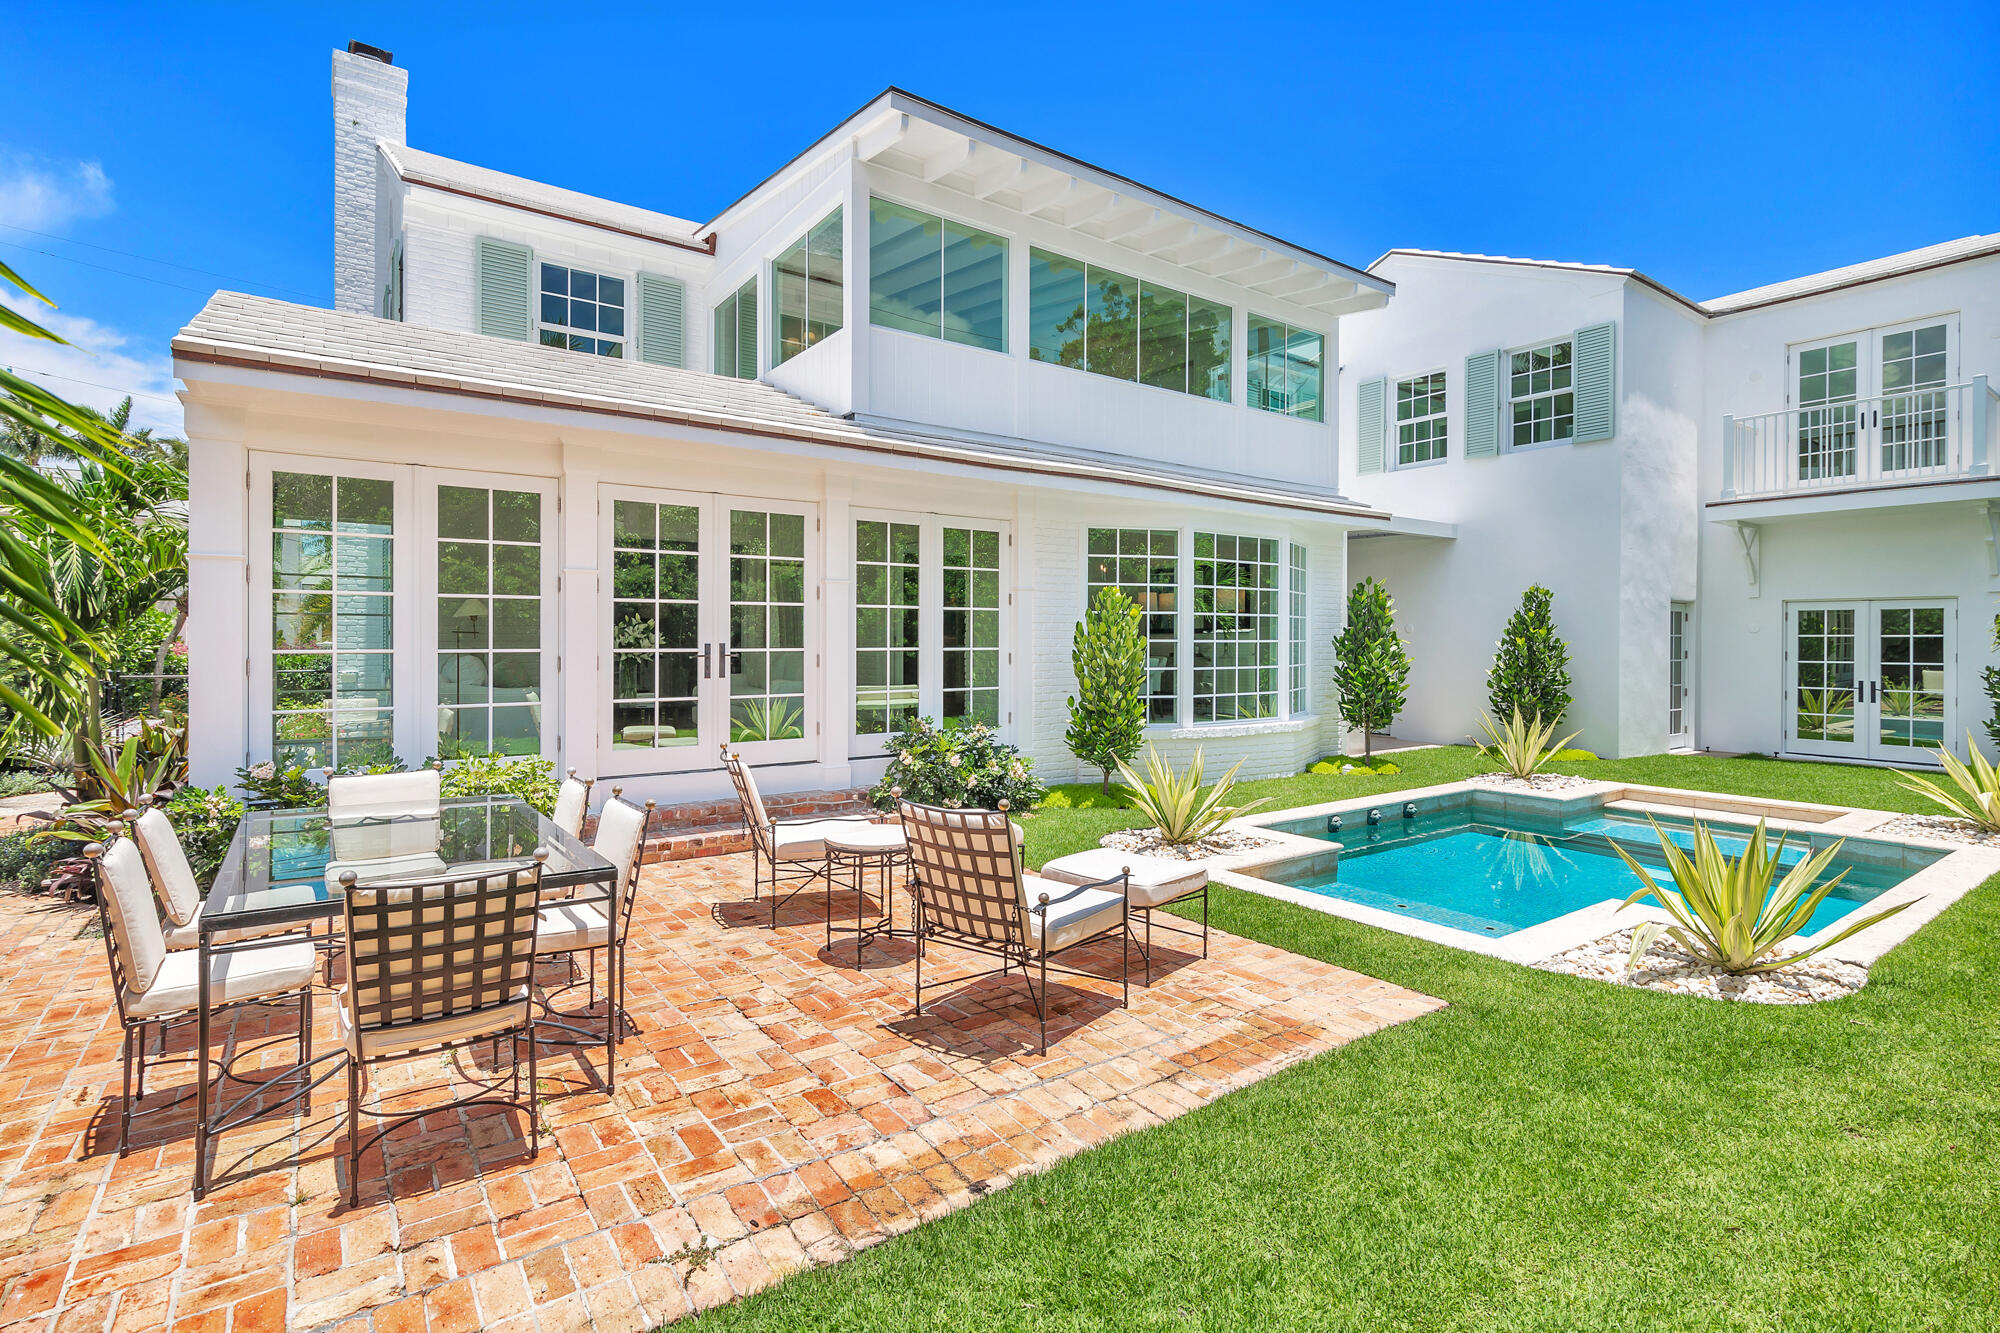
[1271, 803, 1934, 939]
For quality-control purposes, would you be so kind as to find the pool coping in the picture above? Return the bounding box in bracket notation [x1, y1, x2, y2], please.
[1192, 778, 2000, 967]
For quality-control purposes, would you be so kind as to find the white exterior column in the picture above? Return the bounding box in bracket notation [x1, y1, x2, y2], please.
[818, 475, 855, 786]
[185, 406, 248, 787]
[558, 442, 602, 780]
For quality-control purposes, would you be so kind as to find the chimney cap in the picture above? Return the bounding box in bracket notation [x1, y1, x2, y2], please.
[346, 40, 394, 64]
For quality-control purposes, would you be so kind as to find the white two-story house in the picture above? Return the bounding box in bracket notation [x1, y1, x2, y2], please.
[176, 45, 1433, 805]
[1340, 236, 2000, 764]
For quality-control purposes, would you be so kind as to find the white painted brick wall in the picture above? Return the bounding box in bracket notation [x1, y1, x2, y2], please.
[332, 50, 407, 315]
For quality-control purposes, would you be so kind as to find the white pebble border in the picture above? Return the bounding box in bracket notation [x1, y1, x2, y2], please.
[1465, 772, 1596, 792]
[1536, 928, 1867, 1004]
[1869, 814, 2000, 848]
[1100, 827, 1276, 861]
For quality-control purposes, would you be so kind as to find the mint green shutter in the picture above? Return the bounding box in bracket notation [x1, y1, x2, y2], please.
[737, 280, 758, 378]
[1572, 320, 1616, 442]
[475, 237, 532, 341]
[1464, 349, 1501, 458]
[1356, 377, 1388, 474]
[635, 272, 686, 368]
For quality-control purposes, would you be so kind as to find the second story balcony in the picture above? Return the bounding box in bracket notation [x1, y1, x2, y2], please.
[1720, 377, 1998, 506]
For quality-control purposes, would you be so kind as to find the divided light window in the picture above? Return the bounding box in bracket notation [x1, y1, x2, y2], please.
[1246, 316, 1323, 421]
[1395, 372, 1447, 465]
[1192, 533, 1279, 722]
[1086, 528, 1179, 723]
[1509, 339, 1574, 447]
[538, 264, 625, 357]
[1288, 544, 1308, 715]
[772, 207, 843, 367]
[855, 520, 921, 738]
[437, 486, 542, 758]
[610, 501, 701, 751]
[270, 472, 395, 767]
[1027, 250, 1230, 401]
[714, 277, 757, 379]
[727, 510, 808, 744]
[867, 198, 1007, 352]
[942, 526, 1001, 727]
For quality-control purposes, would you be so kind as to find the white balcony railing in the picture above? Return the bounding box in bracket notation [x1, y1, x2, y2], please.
[1720, 376, 1996, 501]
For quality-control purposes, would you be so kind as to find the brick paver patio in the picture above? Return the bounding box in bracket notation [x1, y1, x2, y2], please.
[0, 851, 1442, 1332]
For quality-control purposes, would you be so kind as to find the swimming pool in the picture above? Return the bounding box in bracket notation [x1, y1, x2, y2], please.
[1259, 796, 1941, 939]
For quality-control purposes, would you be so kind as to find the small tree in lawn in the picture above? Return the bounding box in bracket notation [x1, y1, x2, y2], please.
[1332, 578, 1411, 764]
[1065, 587, 1148, 789]
[1488, 584, 1574, 728]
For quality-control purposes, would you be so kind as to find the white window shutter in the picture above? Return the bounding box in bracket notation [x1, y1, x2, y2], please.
[1572, 320, 1616, 442]
[474, 237, 533, 341]
[636, 272, 686, 368]
[1464, 349, 1502, 457]
[1356, 377, 1388, 474]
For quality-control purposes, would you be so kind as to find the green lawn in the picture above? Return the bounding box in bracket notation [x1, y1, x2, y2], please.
[703, 751, 1999, 1331]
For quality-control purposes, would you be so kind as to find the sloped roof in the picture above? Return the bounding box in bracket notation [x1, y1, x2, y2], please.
[380, 143, 711, 252]
[170, 293, 1386, 522]
[1701, 232, 2000, 314]
[1369, 249, 1706, 314]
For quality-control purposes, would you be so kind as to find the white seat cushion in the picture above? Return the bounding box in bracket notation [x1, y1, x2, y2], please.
[161, 904, 306, 951]
[819, 821, 907, 855]
[771, 818, 872, 861]
[125, 940, 318, 1019]
[1039, 848, 1209, 910]
[1021, 876, 1127, 953]
[334, 992, 530, 1059]
[535, 901, 610, 954]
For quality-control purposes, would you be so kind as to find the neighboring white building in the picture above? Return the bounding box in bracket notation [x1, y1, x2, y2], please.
[1341, 239, 2000, 763]
[177, 46, 1431, 806]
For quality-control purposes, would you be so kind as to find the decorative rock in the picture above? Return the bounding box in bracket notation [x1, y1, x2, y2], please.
[1466, 772, 1594, 792]
[1100, 827, 1275, 861]
[1536, 928, 1866, 1004]
[1870, 813, 2000, 848]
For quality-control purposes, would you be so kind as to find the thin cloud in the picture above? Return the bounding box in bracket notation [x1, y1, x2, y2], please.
[0, 155, 116, 231]
[1, 304, 181, 437]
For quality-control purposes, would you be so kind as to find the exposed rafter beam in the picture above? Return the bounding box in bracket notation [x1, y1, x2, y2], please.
[920, 138, 977, 183]
[1238, 257, 1299, 287]
[1096, 206, 1162, 243]
[968, 157, 1029, 199]
[1263, 268, 1332, 298]
[1171, 233, 1234, 266]
[1131, 218, 1199, 255]
[1053, 187, 1118, 227]
[852, 113, 911, 162]
[1202, 243, 1265, 276]
[1015, 171, 1075, 214]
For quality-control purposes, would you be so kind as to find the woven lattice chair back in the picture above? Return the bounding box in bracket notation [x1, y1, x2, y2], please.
[898, 800, 1028, 948]
[719, 746, 771, 853]
[341, 857, 543, 1039]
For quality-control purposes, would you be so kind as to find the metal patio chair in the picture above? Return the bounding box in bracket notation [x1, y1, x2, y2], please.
[532, 792, 652, 1090]
[721, 743, 894, 928]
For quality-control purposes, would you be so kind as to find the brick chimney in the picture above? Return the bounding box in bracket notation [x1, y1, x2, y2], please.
[331, 43, 407, 315]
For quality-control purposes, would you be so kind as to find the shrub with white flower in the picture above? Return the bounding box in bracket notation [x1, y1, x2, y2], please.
[871, 716, 1046, 812]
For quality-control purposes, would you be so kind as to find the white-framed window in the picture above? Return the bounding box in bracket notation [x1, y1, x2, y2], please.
[854, 518, 922, 738]
[1507, 338, 1574, 448]
[1395, 371, 1447, 465]
[941, 525, 1003, 727]
[1193, 532, 1280, 722]
[538, 263, 626, 357]
[1086, 528, 1180, 724]
[1247, 315, 1324, 422]
[1027, 248, 1231, 402]
[867, 197, 1007, 353]
[1669, 601, 1693, 745]
[773, 207, 844, 367]
[1288, 544, 1308, 714]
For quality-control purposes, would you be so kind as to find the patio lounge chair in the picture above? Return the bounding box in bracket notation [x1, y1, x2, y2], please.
[86, 837, 318, 1157]
[721, 744, 902, 928]
[532, 792, 652, 1090]
[336, 853, 546, 1205]
[898, 798, 1133, 1055]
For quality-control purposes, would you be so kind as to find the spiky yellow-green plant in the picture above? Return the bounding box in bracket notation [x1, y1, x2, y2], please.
[1113, 745, 1270, 846]
[1474, 707, 1581, 780]
[1896, 732, 2000, 831]
[1611, 817, 1910, 974]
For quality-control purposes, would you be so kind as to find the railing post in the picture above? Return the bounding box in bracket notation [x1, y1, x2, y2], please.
[1720, 415, 1736, 499]
[1973, 375, 1991, 476]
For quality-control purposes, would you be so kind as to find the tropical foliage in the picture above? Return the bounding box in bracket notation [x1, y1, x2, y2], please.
[439, 752, 562, 816]
[730, 698, 804, 744]
[1487, 584, 1573, 729]
[1610, 816, 1910, 974]
[1331, 578, 1410, 763]
[1064, 587, 1149, 789]
[1896, 732, 2000, 832]
[162, 783, 246, 888]
[871, 716, 1046, 811]
[1474, 707, 1581, 780]
[1113, 745, 1269, 846]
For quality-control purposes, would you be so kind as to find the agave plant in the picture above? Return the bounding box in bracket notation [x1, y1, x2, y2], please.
[1113, 745, 1269, 846]
[1896, 732, 2000, 831]
[1473, 707, 1581, 780]
[1610, 817, 1910, 974]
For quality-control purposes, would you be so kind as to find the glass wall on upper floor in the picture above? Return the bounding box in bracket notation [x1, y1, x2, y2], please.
[868, 198, 1007, 352]
[1246, 315, 1323, 422]
[1028, 249, 1230, 402]
[772, 207, 844, 367]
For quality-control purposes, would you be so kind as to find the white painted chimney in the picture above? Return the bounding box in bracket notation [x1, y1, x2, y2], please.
[331, 43, 407, 315]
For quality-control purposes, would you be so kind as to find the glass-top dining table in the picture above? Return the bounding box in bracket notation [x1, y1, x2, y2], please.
[193, 795, 616, 1197]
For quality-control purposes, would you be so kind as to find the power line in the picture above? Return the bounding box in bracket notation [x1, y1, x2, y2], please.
[0, 239, 231, 298]
[0, 221, 317, 300]
[4, 366, 179, 404]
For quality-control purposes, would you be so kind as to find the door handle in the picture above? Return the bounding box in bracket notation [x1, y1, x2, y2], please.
[722, 642, 743, 675]
[702, 643, 712, 679]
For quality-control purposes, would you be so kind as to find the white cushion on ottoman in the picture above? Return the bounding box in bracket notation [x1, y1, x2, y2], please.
[1039, 848, 1207, 909]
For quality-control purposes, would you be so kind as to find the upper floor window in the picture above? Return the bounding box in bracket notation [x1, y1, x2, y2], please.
[1246, 316, 1323, 422]
[1508, 339, 1573, 447]
[1396, 371, 1448, 465]
[539, 264, 625, 357]
[868, 198, 1007, 352]
[773, 207, 844, 367]
[1028, 249, 1230, 402]
[713, 277, 757, 380]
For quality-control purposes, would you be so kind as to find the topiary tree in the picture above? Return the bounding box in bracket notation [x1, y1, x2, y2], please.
[1488, 584, 1574, 728]
[1065, 587, 1148, 789]
[1332, 578, 1411, 764]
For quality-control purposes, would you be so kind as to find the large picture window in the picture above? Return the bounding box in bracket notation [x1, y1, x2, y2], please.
[270, 471, 396, 767]
[1029, 249, 1230, 401]
[436, 485, 543, 758]
[868, 198, 1007, 352]
[538, 263, 625, 357]
[772, 207, 843, 367]
[1193, 533, 1279, 721]
[1246, 316, 1323, 421]
[1508, 339, 1574, 447]
[1086, 528, 1179, 723]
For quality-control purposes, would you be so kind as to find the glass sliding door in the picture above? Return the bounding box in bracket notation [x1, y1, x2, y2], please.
[1786, 600, 1954, 762]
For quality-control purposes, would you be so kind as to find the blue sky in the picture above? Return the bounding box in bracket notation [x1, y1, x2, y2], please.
[4, 1, 1995, 434]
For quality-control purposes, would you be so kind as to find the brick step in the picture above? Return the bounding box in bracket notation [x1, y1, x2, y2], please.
[588, 786, 879, 863]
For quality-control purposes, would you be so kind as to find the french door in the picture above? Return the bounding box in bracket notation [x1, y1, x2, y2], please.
[1792, 319, 1956, 485]
[1786, 600, 1953, 761]
[600, 487, 816, 775]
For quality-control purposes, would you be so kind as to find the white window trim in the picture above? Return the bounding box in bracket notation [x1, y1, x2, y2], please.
[1390, 368, 1449, 470]
[535, 260, 631, 358]
[770, 205, 846, 370]
[1246, 313, 1328, 423]
[1503, 336, 1577, 454]
[864, 192, 1011, 355]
